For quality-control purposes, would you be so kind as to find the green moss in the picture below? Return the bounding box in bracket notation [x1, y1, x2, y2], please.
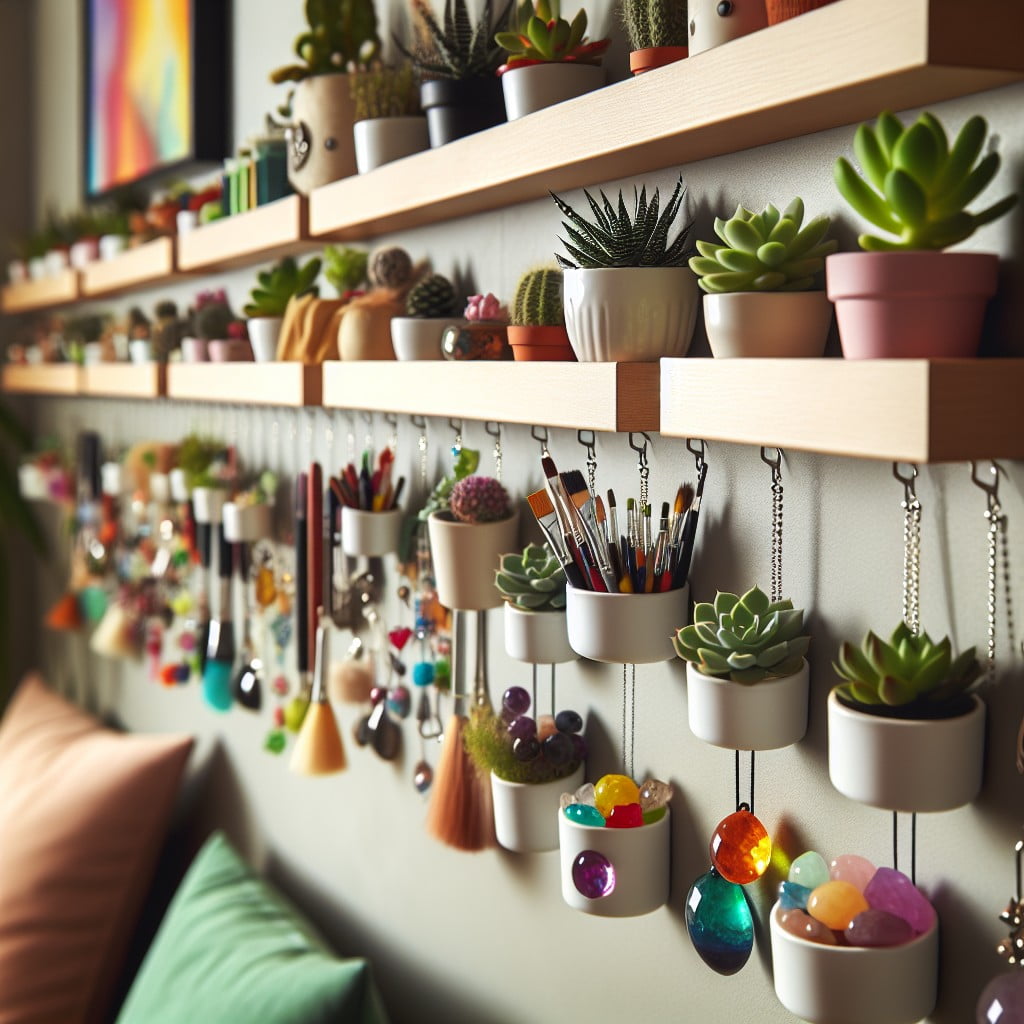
[463, 705, 580, 785]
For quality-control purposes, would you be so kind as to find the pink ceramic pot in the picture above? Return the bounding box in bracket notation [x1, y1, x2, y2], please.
[826, 251, 998, 359]
[208, 339, 254, 362]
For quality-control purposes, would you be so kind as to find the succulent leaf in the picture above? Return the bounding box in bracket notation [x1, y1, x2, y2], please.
[494, 542, 567, 611]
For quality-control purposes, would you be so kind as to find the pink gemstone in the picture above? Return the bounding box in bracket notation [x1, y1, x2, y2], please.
[845, 908, 915, 947]
[864, 867, 936, 935]
[778, 909, 836, 945]
[830, 854, 877, 893]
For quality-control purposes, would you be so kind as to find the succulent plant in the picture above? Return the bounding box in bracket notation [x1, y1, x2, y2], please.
[243, 255, 322, 318]
[369, 246, 413, 289]
[396, 0, 512, 80]
[689, 199, 838, 293]
[511, 267, 564, 326]
[406, 273, 458, 317]
[350, 63, 421, 120]
[450, 475, 512, 523]
[323, 245, 369, 296]
[834, 110, 1018, 252]
[551, 175, 695, 269]
[673, 587, 809, 684]
[495, 543, 567, 610]
[621, 0, 687, 49]
[833, 622, 983, 718]
[495, 0, 610, 68]
[419, 446, 479, 521]
[270, 0, 381, 83]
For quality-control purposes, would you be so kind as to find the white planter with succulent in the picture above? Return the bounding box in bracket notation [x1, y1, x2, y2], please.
[350, 64, 429, 173]
[243, 255, 323, 362]
[390, 272, 463, 360]
[496, 542, 574, 664]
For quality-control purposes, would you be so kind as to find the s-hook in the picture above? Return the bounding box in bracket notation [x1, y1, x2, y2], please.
[485, 421, 503, 481]
[687, 438, 708, 475]
[531, 424, 550, 457]
[384, 412, 398, 456]
[577, 429, 597, 493]
[448, 417, 463, 456]
[629, 432, 652, 510]
[893, 462, 921, 636]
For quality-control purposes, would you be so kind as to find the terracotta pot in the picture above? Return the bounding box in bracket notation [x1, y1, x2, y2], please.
[503, 603, 575, 664]
[826, 252, 998, 358]
[420, 77, 506, 147]
[390, 317, 462, 360]
[353, 116, 430, 173]
[703, 291, 832, 357]
[689, 0, 768, 55]
[427, 511, 520, 610]
[566, 586, 689, 664]
[629, 46, 688, 74]
[338, 300, 401, 360]
[499, 62, 604, 120]
[492, 763, 584, 853]
[441, 322, 511, 360]
[765, 0, 839, 24]
[286, 73, 358, 195]
[507, 325, 576, 361]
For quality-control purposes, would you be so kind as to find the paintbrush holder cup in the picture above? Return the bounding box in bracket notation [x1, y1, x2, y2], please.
[558, 805, 670, 916]
[191, 486, 227, 525]
[341, 507, 403, 557]
[491, 763, 584, 853]
[428, 511, 520, 610]
[222, 501, 273, 543]
[566, 586, 688, 664]
[687, 660, 809, 751]
[503, 604, 575, 664]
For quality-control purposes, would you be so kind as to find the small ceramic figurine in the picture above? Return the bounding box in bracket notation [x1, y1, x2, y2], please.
[689, 0, 768, 56]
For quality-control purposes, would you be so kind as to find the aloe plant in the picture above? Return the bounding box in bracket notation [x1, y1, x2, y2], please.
[834, 110, 1018, 252]
[243, 256, 322, 318]
[495, 0, 609, 68]
[495, 543, 567, 610]
[689, 199, 838, 293]
[833, 622, 983, 718]
[673, 587, 809, 683]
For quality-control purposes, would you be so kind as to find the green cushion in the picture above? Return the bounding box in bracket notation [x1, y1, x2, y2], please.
[117, 832, 387, 1024]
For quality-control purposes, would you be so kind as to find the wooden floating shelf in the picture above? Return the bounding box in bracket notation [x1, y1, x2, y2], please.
[80, 238, 178, 298]
[81, 363, 166, 399]
[322, 361, 659, 432]
[660, 358, 1024, 463]
[1, 363, 82, 395]
[1, 270, 79, 313]
[309, 0, 1024, 241]
[166, 362, 322, 407]
[177, 196, 309, 272]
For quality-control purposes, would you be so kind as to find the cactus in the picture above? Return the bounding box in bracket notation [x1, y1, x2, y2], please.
[350, 64, 421, 120]
[195, 301, 235, 342]
[450, 475, 511, 523]
[495, 0, 610, 68]
[621, 0, 687, 49]
[551, 175, 695, 269]
[270, 0, 381, 83]
[834, 110, 1018, 252]
[689, 199, 838, 294]
[396, 0, 512, 80]
[833, 622, 983, 718]
[511, 267, 564, 326]
[495, 543, 566, 610]
[243, 255, 322, 318]
[369, 246, 413, 289]
[406, 273, 458, 317]
[673, 587, 809, 684]
[419, 446, 480, 521]
[323, 245, 369, 295]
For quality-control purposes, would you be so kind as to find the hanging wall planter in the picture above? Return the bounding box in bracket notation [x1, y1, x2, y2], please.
[430, 512, 520, 610]
[341, 507, 403, 557]
[222, 501, 272, 543]
[353, 116, 430, 173]
[420, 78, 506, 147]
[499, 63, 603, 120]
[492, 763, 585, 853]
[566, 587, 688, 664]
[504, 604, 575, 664]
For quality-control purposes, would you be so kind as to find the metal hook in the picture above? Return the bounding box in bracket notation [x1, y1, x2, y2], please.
[531, 425, 549, 453]
[577, 428, 596, 451]
[361, 410, 373, 426]
[893, 462, 919, 502]
[410, 414, 426, 430]
[384, 412, 398, 431]
[484, 421, 501, 438]
[760, 446, 783, 470]
[686, 438, 708, 472]
[448, 417, 463, 438]
[628, 432, 652, 456]
[970, 460, 1001, 499]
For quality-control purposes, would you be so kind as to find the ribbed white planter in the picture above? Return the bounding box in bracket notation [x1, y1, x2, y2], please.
[566, 586, 688, 663]
[503, 603, 575, 664]
[704, 291, 833, 357]
[391, 317, 461, 360]
[492, 763, 584, 853]
[500, 63, 604, 120]
[353, 116, 430, 173]
[687, 660, 809, 750]
[247, 317, 283, 361]
[222, 502, 272, 543]
[827, 689, 986, 812]
[341, 507, 403, 557]
[428, 511, 520, 610]
[559, 806, 670, 917]
[770, 903, 938, 1024]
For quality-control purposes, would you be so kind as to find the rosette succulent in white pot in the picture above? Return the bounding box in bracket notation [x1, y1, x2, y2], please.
[496, 542, 574, 664]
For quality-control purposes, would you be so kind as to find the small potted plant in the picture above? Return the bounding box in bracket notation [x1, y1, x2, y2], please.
[390, 271, 461, 360]
[688, 0, 767, 56]
[552, 175, 699, 361]
[465, 685, 586, 852]
[337, 245, 417, 360]
[243, 255, 323, 361]
[622, 0, 688, 74]
[829, 622, 985, 812]
[183, 290, 247, 362]
[324, 243, 369, 299]
[396, 0, 512, 147]
[674, 586, 810, 750]
[495, 0, 609, 120]
[496, 542, 574, 664]
[829, 110, 1017, 358]
[689, 198, 838, 357]
[441, 291, 511, 360]
[223, 472, 277, 543]
[507, 267, 575, 361]
[350, 63, 429, 172]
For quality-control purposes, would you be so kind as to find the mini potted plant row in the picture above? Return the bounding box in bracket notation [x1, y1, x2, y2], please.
[349, 63, 429, 172]
[243, 255, 323, 361]
[390, 271, 461, 359]
[622, 0, 688, 74]
[829, 109, 1017, 358]
[495, 542, 574, 664]
[688, 199, 838, 357]
[507, 266, 575, 361]
[828, 622, 985, 813]
[495, 0, 609, 120]
[674, 586, 810, 750]
[551, 174, 699, 361]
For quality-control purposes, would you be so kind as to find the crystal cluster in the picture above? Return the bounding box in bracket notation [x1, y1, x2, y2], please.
[561, 772, 672, 829]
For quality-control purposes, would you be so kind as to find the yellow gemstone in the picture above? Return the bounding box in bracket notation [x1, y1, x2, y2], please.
[807, 880, 869, 931]
[594, 774, 640, 818]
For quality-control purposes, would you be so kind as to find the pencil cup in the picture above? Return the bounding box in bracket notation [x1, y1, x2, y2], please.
[341, 507, 403, 557]
[566, 586, 688, 663]
[503, 604, 576, 664]
[428, 510, 520, 610]
[222, 501, 273, 543]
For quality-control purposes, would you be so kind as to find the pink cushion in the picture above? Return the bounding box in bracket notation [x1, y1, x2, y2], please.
[0, 675, 192, 1024]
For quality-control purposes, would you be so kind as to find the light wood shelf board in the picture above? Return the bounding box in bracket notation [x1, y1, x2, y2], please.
[1, 270, 80, 313]
[81, 238, 178, 297]
[177, 196, 310, 272]
[82, 363, 166, 398]
[1, 364, 82, 395]
[660, 358, 1024, 463]
[322, 361, 659, 432]
[167, 362, 321, 406]
[309, 0, 1024, 241]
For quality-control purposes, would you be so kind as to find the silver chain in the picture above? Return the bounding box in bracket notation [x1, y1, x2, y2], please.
[621, 663, 636, 780]
[897, 466, 922, 636]
[486, 422, 502, 482]
[578, 430, 598, 494]
[762, 449, 784, 604]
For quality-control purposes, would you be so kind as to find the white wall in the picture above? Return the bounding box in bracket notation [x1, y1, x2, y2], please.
[22, 2, 1024, 1022]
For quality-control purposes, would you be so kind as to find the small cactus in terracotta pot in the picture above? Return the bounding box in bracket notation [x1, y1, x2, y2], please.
[508, 266, 575, 361]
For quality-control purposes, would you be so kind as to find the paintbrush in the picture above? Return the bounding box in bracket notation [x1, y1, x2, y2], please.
[561, 470, 616, 592]
[294, 473, 309, 699]
[673, 462, 708, 589]
[202, 524, 235, 712]
[653, 501, 670, 591]
[307, 464, 324, 668]
[668, 482, 695, 567]
[527, 489, 586, 590]
[540, 459, 604, 592]
[596, 495, 623, 586]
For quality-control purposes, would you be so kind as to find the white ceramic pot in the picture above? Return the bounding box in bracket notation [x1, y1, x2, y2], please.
[341, 506, 403, 557]
[704, 291, 832, 357]
[99, 234, 129, 261]
[503, 603, 575, 664]
[223, 501, 273, 543]
[69, 238, 100, 269]
[192, 486, 227, 525]
[562, 267, 698, 361]
[27, 257, 47, 281]
[101, 461, 123, 497]
[428, 511, 520, 610]
[83, 342, 105, 366]
[353, 116, 430, 173]
[176, 209, 199, 235]
[7, 259, 27, 284]
[44, 248, 70, 276]
[169, 468, 189, 504]
[566, 586, 688, 664]
[247, 317, 284, 362]
[18, 464, 47, 501]
[770, 903, 938, 1024]
[688, 0, 768, 55]
[559, 805, 670, 916]
[492, 763, 584, 853]
[827, 689, 985, 813]
[500, 63, 604, 120]
[390, 317, 460, 360]
[128, 339, 152, 364]
[180, 337, 209, 362]
[686, 660, 809, 750]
